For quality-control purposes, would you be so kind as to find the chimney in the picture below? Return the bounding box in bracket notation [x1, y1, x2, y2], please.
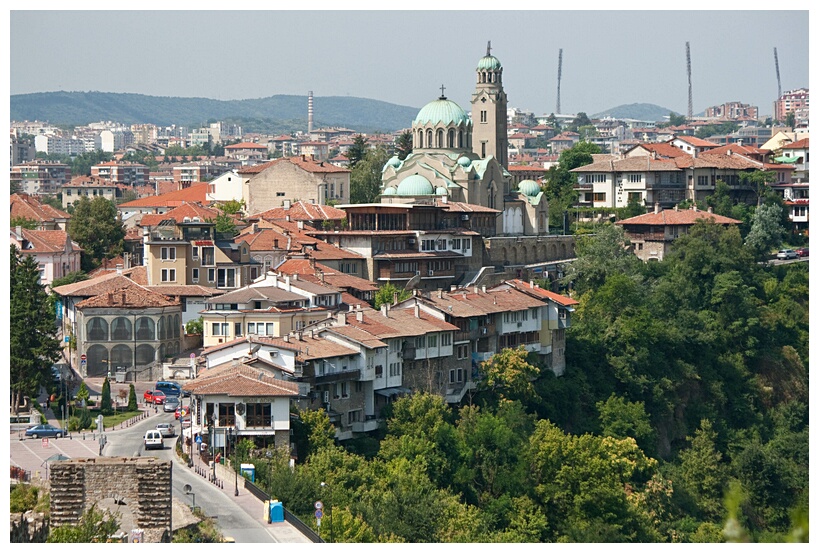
[393, 291, 399, 305]
[252, 223, 258, 233]
[338, 311, 347, 325]
[285, 275, 291, 291]
[292, 273, 298, 281]
[529, 280, 534, 288]
[116, 264, 123, 275]
[285, 215, 291, 222]
[654, 202, 660, 214]
[274, 238, 279, 249]
[302, 154, 306, 162]
[450, 285, 457, 291]
[356, 310, 363, 322]
[707, 206, 713, 213]
[297, 221, 304, 230]
[474, 286, 479, 294]
[15, 225, 22, 237]
[726, 149, 732, 156]
[414, 304, 420, 318]
[482, 285, 486, 293]
[381, 304, 389, 318]
[121, 291, 126, 304]
[437, 288, 443, 299]
[309, 257, 316, 268]
[348, 303, 354, 311]
[283, 334, 289, 343]
[107, 292, 113, 304]
[355, 304, 361, 311]
[284, 199, 291, 210]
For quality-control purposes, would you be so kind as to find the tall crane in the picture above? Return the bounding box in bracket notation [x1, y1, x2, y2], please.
[686, 42, 693, 119]
[556, 48, 563, 115]
[774, 47, 782, 99]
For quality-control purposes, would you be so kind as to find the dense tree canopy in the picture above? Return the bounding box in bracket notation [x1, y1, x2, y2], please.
[67, 196, 126, 271]
[350, 146, 390, 204]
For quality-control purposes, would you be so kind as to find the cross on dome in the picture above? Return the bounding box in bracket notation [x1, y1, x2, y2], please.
[486, 41, 491, 56]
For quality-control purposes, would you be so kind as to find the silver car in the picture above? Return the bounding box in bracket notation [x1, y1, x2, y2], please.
[155, 423, 175, 438]
[777, 249, 798, 260]
[163, 396, 180, 413]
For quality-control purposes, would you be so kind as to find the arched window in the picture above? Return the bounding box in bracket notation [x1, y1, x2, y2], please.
[110, 344, 132, 370]
[436, 129, 444, 148]
[86, 317, 108, 341]
[426, 130, 433, 148]
[166, 315, 174, 340]
[135, 344, 155, 367]
[86, 344, 109, 378]
[157, 317, 165, 340]
[159, 343, 166, 361]
[174, 315, 181, 338]
[458, 130, 464, 148]
[418, 129, 424, 148]
[448, 129, 455, 148]
[135, 317, 155, 341]
[110, 317, 132, 341]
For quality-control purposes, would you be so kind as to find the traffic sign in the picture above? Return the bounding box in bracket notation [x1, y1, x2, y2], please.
[195, 435, 202, 444]
[180, 409, 187, 417]
[315, 501, 323, 510]
[315, 509, 323, 519]
[190, 353, 196, 359]
[81, 359, 87, 366]
[42, 438, 48, 447]
[80, 354, 87, 361]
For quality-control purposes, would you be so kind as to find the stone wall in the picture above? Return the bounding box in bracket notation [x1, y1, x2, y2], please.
[50, 457, 172, 543]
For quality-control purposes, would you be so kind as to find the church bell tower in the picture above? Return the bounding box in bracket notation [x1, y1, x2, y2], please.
[471, 41, 508, 169]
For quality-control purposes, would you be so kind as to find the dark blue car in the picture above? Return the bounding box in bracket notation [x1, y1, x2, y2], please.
[25, 424, 64, 439]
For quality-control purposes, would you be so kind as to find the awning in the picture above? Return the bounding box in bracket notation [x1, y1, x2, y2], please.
[375, 387, 411, 398]
[774, 155, 800, 163]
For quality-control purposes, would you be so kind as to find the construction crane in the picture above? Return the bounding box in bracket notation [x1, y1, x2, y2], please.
[556, 48, 562, 115]
[686, 42, 692, 119]
[774, 47, 782, 99]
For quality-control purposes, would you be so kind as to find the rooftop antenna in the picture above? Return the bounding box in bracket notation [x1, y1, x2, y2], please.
[556, 48, 563, 114]
[774, 47, 782, 99]
[686, 42, 693, 119]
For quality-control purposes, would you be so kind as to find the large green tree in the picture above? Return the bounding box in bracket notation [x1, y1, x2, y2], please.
[373, 281, 410, 309]
[67, 196, 126, 270]
[543, 141, 601, 229]
[346, 135, 369, 168]
[394, 130, 413, 160]
[10, 246, 61, 415]
[350, 146, 390, 204]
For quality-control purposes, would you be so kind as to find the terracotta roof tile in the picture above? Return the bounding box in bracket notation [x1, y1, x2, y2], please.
[505, 279, 579, 306]
[247, 201, 347, 223]
[238, 156, 350, 175]
[118, 182, 209, 208]
[138, 202, 220, 226]
[616, 208, 742, 226]
[75, 283, 179, 309]
[182, 364, 299, 397]
[10, 193, 71, 222]
[782, 138, 809, 149]
[224, 142, 269, 149]
[13, 228, 79, 253]
[671, 135, 720, 148]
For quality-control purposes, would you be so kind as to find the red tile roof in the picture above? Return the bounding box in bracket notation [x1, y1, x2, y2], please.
[671, 135, 720, 148]
[224, 142, 268, 149]
[248, 201, 347, 223]
[138, 202, 220, 226]
[238, 156, 350, 175]
[12, 228, 79, 253]
[616, 208, 742, 226]
[782, 138, 809, 150]
[504, 279, 579, 306]
[63, 175, 117, 188]
[75, 283, 179, 309]
[629, 143, 688, 158]
[10, 193, 71, 222]
[118, 182, 209, 208]
[182, 363, 299, 397]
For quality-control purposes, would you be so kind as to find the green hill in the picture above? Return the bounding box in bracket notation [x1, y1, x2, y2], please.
[592, 103, 683, 122]
[10, 91, 420, 134]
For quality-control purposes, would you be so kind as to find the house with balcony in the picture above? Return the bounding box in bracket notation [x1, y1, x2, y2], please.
[10, 193, 72, 231]
[223, 142, 269, 164]
[777, 138, 809, 183]
[667, 135, 720, 157]
[118, 182, 210, 220]
[91, 161, 150, 187]
[60, 175, 122, 209]
[239, 155, 351, 214]
[615, 205, 741, 262]
[10, 161, 72, 196]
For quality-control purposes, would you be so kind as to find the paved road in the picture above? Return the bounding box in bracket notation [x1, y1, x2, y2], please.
[10, 383, 312, 544]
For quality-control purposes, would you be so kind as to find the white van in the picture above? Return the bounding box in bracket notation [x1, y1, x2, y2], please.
[144, 429, 163, 450]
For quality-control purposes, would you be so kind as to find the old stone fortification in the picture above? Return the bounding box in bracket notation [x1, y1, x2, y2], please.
[50, 457, 172, 543]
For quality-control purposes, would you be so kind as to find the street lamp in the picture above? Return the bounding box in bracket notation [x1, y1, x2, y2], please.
[232, 423, 239, 496]
[211, 413, 218, 482]
[320, 481, 333, 543]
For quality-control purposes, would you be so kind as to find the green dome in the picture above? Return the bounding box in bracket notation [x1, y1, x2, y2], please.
[518, 179, 541, 197]
[477, 55, 502, 71]
[414, 98, 470, 127]
[382, 186, 397, 195]
[387, 156, 401, 168]
[396, 174, 434, 196]
[435, 186, 448, 195]
[457, 155, 472, 167]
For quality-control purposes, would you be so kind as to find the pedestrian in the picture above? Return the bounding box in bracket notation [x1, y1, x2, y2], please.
[45, 398, 50, 410]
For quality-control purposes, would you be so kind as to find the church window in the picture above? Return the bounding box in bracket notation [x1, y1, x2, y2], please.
[418, 129, 424, 148]
[480, 111, 487, 123]
[436, 129, 444, 148]
[458, 130, 464, 148]
[427, 130, 433, 147]
[448, 130, 455, 148]
[481, 142, 487, 158]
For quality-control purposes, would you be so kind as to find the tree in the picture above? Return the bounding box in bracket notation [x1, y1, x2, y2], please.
[213, 213, 237, 236]
[47, 503, 121, 542]
[50, 270, 89, 289]
[373, 281, 410, 309]
[744, 203, 786, 256]
[568, 112, 592, 131]
[67, 196, 126, 270]
[76, 381, 90, 405]
[350, 146, 390, 204]
[185, 317, 203, 335]
[562, 223, 641, 295]
[596, 393, 654, 452]
[100, 378, 113, 415]
[394, 130, 413, 160]
[217, 198, 245, 215]
[10, 217, 38, 230]
[128, 383, 137, 411]
[10, 246, 61, 415]
[668, 112, 687, 126]
[347, 135, 369, 168]
[479, 346, 540, 404]
[784, 111, 795, 129]
[676, 419, 727, 521]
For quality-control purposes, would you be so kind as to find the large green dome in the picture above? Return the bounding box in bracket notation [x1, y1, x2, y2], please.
[477, 55, 502, 71]
[414, 98, 471, 127]
[396, 174, 434, 196]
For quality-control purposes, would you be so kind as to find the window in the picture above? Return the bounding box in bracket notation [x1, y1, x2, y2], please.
[375, 365, 383, 379]
[192, 246, 199, 259]
[421, 239, 435, 251]
[427, 334, 437, 348]
[234, 322, 242, 336]
[628, 174, 642, 183]
[247, 322, 256, 334]
[246, 403, 271, 426]
[389, 362, 402, 377]
[201, 247, 215, 266]
[627, 192, 642, 204]
[192, 268, 199, 282]
[415, 335, 425, 349]
[207, 269, 215, 282]
[457, 344, 469, 360]
[347, 410, 361, 425]
[276, 192, 286, 197]
[449, 368, 464, 383]
[395, 262, 418, 274]
[593, 192, 606, 202]
[266, 323, 275, 335]
[295, 320, 306, 330]
[160, 247, 176, 260]
[441, 333, 452, 346]
[211, 322, 229, 336]
[451, 238, 461, 250]
[341, 381, 349, 398]
[587, 174, 607, 183]
[161, 268, 176, 282]
[217, 268, 236, 288]
[480, 110, 487, 123]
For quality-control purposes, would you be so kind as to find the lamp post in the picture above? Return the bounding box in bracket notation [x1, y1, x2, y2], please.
[320, 481, 333, 543]
[211, 413, 218, 482]
[233, 422, 239, 496]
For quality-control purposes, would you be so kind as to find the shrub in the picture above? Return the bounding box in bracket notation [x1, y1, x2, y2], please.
[10, 483, 39, 513]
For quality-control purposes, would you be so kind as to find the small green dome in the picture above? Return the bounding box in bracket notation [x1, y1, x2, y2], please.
[477, 55, 502, 71]
[435, 186, 448, 195]
[518, 179, 541, 197]
[382, 186, 396, 195]
[396, 174, 434, 196]
[414, 98, 470, 127]
[387, 156, 401, 168]
[457, 155, 472, 167]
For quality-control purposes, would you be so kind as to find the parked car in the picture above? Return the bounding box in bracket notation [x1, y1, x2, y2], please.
[175, 406, 186, 420]
[155, 423, 175, 438]
[796, 247, 809, 257]
[155, 381, 182, 398]
[776, 249, 798, 260]
[25, 424, 64, 439]
[143, 389, 166, 405]
[163, 396, 180, 413]
[143, 429, 163, 450]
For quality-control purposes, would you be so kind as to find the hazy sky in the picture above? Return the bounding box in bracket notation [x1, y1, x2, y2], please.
[8, 6, 812, 118]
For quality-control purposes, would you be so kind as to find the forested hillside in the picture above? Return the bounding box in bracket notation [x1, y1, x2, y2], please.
[229, 220, 807, 543]
[10, 91, 419, 133]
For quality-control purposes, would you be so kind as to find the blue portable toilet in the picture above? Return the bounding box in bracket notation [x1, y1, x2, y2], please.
[240, 463, 255, 482]
[269, 500, 284, 522]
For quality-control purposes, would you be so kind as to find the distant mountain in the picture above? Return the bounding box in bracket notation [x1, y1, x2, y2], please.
[591, 103, 681, 122]
[10, 91, 420, 134]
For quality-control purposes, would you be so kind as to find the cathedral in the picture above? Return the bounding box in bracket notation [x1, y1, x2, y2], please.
[379, 43, 549, 236]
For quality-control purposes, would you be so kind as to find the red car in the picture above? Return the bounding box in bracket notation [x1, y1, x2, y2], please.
[143, 389, 166, 405]
[174, 406, 187, 420]
[796, 247, 809, 257]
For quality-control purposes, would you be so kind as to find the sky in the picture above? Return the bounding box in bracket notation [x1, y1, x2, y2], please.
[5, 6, 814, 119]
[1, 4, 817, 525]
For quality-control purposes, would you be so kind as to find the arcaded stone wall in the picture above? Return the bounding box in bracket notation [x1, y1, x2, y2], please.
[50, 457, 172, 543]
